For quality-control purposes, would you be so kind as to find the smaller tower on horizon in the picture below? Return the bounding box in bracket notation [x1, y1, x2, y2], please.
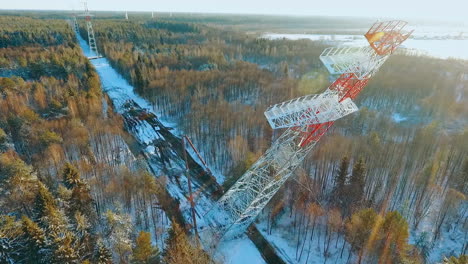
[152, 11, 154, 19]
[125, 11, 128, 20]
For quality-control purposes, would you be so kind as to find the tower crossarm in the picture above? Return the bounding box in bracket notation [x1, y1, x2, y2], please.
[264, 90, 358, 129]
[320, 46, 388, 79]
[365, 20, 413, 56]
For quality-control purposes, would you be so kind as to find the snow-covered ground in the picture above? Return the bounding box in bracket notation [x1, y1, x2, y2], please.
[74, 26, 266, 264]
[217, 237, 267, 264]
[256, 215, 351, 264]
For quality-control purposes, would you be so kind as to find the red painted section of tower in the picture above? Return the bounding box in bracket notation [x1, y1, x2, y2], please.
[298, 72, 369, 147]
[298, 121, 334, 147]
[365, 20, 413, 55]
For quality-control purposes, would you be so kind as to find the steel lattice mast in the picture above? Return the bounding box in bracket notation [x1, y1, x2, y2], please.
[78, 0, 99, 56]
[206, 20, 413, 240]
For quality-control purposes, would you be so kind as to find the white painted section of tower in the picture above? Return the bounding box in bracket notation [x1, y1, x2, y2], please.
[264, 90, 358, 129]
[319, 46, 388, 79]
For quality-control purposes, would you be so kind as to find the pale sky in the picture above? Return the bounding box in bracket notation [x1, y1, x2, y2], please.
[2, 0, 467, 23]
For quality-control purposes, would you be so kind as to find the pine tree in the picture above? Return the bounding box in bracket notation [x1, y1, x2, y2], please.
[0, 215, 21, 264]
[335, 156, 349, 191]
[163, 220, 211, 264]
[62, 162, 81, 189]
[0, 128, 7, 151]
[69, 182, 95, 220]
[33, 183, 56, 223]
[349, 157, 366, 206]
[132, 231, 159, 264]
[61, 163, 95, 220]
[333, 156, 349, 209]
[95, 241, 113, 264]
[0, 237, 18, 264]
[51, 232, 79, 264]
[20, 216, 49, 264]
[32, 182, 86, 264]
[443, 255, 468, 264]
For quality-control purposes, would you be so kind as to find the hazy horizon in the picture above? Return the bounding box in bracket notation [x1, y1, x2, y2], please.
[2, 0, 468, 24]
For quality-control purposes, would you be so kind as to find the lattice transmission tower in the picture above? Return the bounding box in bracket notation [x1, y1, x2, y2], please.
[77, 0, 99, 56]
[206, 20, 413, 240]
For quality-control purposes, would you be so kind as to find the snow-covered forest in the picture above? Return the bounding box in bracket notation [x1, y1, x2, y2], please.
[0, 11, 466, 264]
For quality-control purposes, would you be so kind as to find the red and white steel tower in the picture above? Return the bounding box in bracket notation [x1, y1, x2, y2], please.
[206, 20, 413, 240]
[77, 0, 99, 56]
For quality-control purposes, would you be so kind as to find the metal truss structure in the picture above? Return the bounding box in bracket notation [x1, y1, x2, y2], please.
[264, 90, 358, 129]
[77, 0, 99, 56]
[365, 20, 413, 56]
[207, 20, 412, 240]
[319, 46, 388, 79]
[72, 16, 80, 34]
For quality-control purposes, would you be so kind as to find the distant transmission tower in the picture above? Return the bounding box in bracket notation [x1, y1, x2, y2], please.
[78, 0, 99, 56]
[206, 20, 413, 240]
[72, 13, 80, 34]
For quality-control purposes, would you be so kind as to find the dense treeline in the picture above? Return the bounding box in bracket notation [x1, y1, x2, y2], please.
[88, 17, 467, 263]
[0, 16, 74, 48]
[0, 15, 210, 263]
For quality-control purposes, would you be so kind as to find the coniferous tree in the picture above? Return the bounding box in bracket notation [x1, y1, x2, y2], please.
[333, 156, 349, 210]
[62, 162, 80, 189]
[0, 237, 18, 264]
[132, 231, 160, 264]
[349, 157, 366, 206]
[163, 220, 211, 264]
[33, 183, 56, 223]
[0, 215, 21, 264]
[95, 241, 113, 264]
[62, 163, 95, 220]
[51, 232, 79, 264]
[33, 183, 78, 263]
[0, 128, 7, 151]
[443, 255, 468, 264]
[69, 181, 95, 220]
[20, 216, 49, 264]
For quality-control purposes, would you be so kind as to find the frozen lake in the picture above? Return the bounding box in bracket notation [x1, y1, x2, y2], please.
[263, 32, 468, 60]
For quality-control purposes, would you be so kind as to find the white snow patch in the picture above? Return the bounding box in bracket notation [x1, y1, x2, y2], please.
[392, 112, 408, 123]
[217, 237, 267, 264]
